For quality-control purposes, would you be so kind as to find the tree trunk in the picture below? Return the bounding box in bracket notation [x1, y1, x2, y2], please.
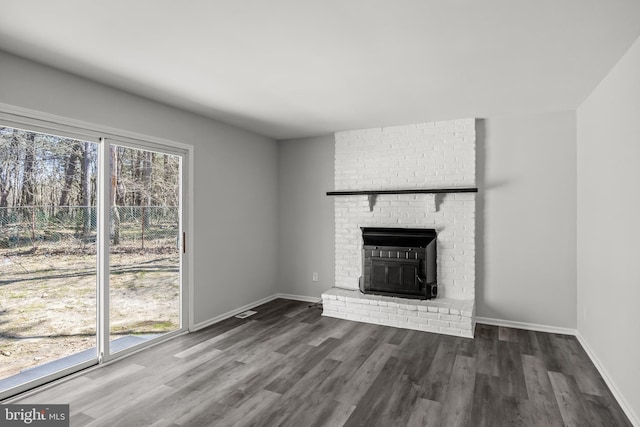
[81, 142, 92, 236]
[0, 130, 13, 223]
[20, 132, 36, 207]
[142, 150, 152, 228]
[162, 154, 169, 206]
[135, 150, 142, 206]
[0, 183, 9, 226]
[59, 142, 81, 212]
[116, 147, 126, 207]
[110, 145, 120, 245]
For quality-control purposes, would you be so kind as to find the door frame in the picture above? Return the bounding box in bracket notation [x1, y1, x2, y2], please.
[0, 104, 194, 398]
[99, 136, 190, 362]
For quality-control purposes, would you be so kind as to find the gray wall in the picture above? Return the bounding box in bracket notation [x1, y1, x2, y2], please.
[478, 111, 577, 328]
[277, 135, 335, 298]
[0, 50, 279, 326]
[276, 112, 578, 329]
[577, 35, 640, 421]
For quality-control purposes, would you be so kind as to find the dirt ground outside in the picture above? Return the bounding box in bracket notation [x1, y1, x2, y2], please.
[0, 246, 180, 380]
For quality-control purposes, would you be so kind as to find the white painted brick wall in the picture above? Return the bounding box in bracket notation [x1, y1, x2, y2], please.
[333, 118, 476, 300]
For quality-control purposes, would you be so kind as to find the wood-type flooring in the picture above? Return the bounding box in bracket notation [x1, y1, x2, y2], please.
[11, 298, 632, 426]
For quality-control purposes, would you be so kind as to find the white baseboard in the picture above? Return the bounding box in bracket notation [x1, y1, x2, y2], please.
[575, 332, 639, 427]
[475, 316, 577, 336]
[191, 294, 280, 331]
[191, 293, 320, 331]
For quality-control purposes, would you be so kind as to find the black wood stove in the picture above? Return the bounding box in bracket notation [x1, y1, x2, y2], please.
[359, 227, 437, 300]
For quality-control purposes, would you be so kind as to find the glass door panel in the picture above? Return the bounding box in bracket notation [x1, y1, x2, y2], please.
[108, 144, 181, 354]
[0, 125, 98, 396]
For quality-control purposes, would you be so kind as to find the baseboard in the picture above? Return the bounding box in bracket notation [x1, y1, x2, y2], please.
[191, 294, 280, 331]
[575, 332, 640, 427]
[475, 316, 577, 336]
[191, 293, 320, 331]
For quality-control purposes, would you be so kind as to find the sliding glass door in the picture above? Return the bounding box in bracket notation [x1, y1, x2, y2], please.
[0, 126, 100, 396]
[0, 122, 188, 399]
[107, 143, 182, 355]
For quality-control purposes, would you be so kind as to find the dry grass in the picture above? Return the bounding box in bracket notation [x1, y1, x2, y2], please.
[0, 247, 180, 379]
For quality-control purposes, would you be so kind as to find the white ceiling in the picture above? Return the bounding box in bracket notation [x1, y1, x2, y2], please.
[1, 1, 640, 140]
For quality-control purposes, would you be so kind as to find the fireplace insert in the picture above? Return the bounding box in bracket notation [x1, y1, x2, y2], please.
[359, 227, 437, 299]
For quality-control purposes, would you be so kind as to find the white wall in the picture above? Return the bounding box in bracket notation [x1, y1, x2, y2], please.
[277, 135, 335, 299]
[478, 111, 577, 328]
[276, 112, 578, 329]
[577, 35, 640, 423]
[0, 50, 279, 326]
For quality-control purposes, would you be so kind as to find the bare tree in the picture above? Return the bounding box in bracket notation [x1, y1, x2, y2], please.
[80, 142, 92, 236]
[20, 132, 36, 207]
[1, 125, 180, 250]
[0, 132, 14, 226]
[142, 150, 152, 227]
[110, 145, 120, 245]
[58, 142, 81, 211]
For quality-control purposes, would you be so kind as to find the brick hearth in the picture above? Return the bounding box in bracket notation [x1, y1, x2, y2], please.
[322, 288, 474, 338]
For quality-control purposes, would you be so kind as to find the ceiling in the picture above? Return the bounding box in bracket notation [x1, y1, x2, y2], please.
[1, 1, 640, 140]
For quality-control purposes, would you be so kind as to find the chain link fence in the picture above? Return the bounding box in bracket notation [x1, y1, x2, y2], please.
[0, 206, 179, 252]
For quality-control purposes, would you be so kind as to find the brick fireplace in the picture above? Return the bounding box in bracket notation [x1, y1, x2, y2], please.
[321, 118, 476, 338]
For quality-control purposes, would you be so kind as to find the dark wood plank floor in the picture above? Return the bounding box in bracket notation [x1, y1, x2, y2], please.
[11, 298, 631, 426]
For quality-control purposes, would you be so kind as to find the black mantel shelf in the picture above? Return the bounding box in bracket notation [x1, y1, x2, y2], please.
[326, 188, 478, 196]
